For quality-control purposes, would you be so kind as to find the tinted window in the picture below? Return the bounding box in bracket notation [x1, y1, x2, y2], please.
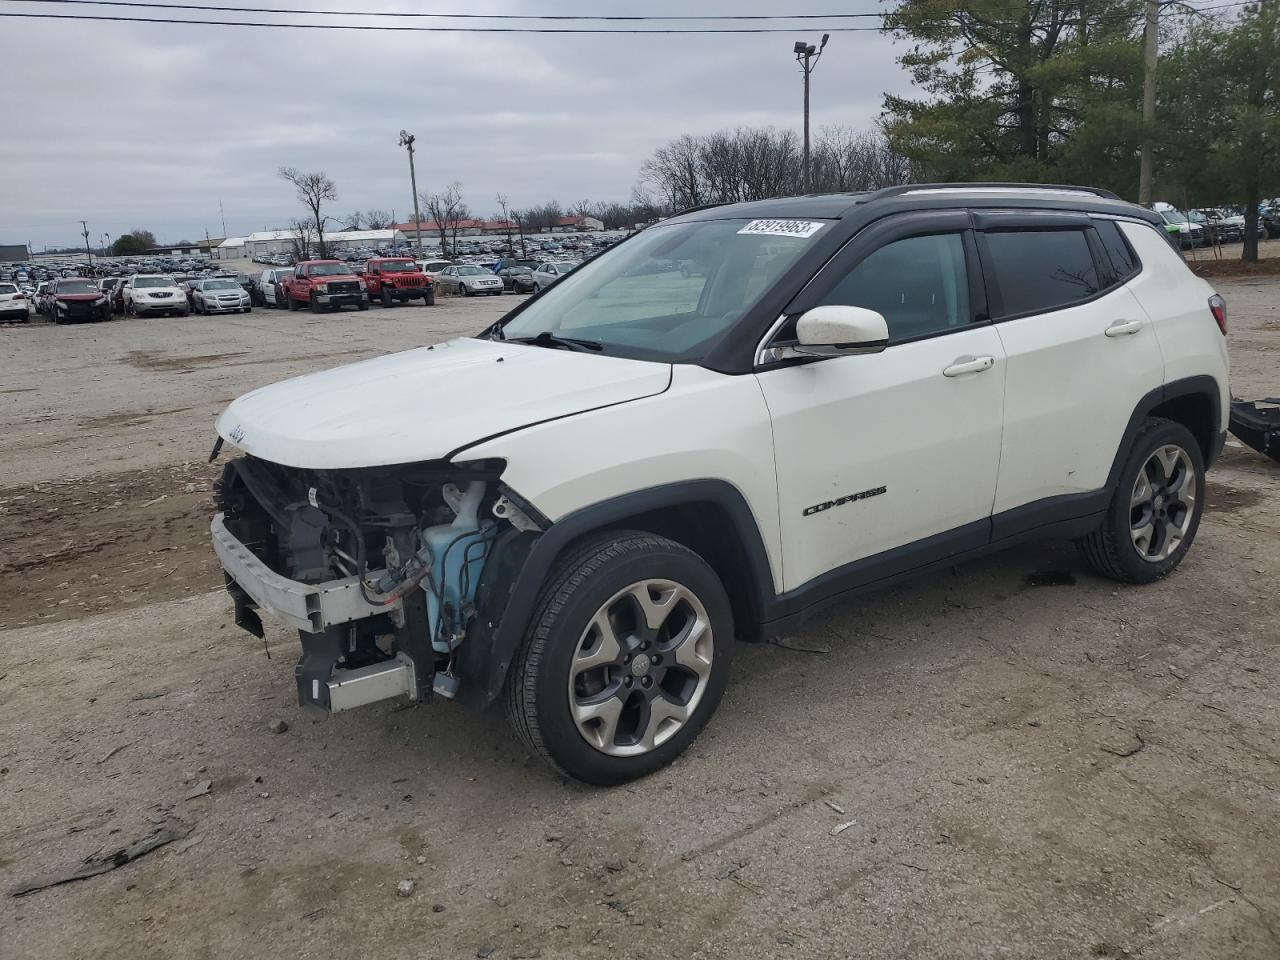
[1094, 219, 1139, 282]
[818, 233, 971, 343]
[984, 230, 1100, 317]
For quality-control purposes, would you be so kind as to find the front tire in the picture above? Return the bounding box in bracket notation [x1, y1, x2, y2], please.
[1079, 418, 1205, 584]
[506, 532, 733, 785]
[381, 287, 393, 307]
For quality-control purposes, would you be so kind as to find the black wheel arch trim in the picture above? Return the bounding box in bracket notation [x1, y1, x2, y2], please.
[458, 479, 776, 708]
[1107, 374, 1223, 483]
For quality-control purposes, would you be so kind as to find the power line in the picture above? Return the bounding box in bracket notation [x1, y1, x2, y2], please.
[8, 0, 1253, 18]
[0, 0, 895, 19]
[0, 11, 889, 32]
[0, 1, 1251, 34]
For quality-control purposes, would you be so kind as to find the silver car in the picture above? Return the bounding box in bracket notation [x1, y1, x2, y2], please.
[532, 260, 578, 292]
[436, 264, 504, 297]
[194, 277, 252, 315]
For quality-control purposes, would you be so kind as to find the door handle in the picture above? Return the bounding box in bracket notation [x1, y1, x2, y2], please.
[942, 355, 995, 377]
[1105, 318, 1144, 337]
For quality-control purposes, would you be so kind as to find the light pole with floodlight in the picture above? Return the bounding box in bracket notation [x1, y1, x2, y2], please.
[794, 33, 829, 194]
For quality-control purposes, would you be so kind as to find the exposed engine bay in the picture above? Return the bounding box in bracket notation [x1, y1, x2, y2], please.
[213, 455, 543, 712]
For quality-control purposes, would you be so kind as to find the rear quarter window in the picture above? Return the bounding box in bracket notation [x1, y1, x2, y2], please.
[983, 229, 1101, 318]
[1094, 219, 1140, 282]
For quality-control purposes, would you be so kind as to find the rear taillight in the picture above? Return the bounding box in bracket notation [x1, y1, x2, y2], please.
[14, 293, 25, 300]
[1208, 293, 1227, 335]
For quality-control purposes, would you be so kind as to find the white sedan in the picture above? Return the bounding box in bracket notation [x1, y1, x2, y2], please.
[532, 260, 578, 292]
[436, 265, 503, 297]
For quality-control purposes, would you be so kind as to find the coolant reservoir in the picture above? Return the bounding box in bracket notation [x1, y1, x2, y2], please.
[422, 481, 489, 653]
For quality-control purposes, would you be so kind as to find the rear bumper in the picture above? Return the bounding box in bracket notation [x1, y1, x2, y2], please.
[211, 512, 400, 633]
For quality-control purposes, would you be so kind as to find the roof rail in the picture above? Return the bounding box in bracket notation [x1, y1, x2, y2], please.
[867, 182, 1122, 202]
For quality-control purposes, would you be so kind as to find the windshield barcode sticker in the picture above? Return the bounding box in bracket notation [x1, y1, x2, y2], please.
[737, 219, 826, 238]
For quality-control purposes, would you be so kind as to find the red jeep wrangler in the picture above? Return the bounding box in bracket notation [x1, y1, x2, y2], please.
[363, 257, 435, 307]
[280, 260, 370, 313]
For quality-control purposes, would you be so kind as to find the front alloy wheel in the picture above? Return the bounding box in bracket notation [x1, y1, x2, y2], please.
[569, 580, 714, 756]
[507, 532, 733, 785]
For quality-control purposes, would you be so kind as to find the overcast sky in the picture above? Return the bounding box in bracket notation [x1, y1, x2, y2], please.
[0, 1, 913, 249]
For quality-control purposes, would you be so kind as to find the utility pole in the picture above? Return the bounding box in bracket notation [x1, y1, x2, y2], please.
[1138, 0, 1159, 206]
[794, 34, 829, 194]
[399, 130, 425, 256]
[219, 199, 228, 239]
[80, 220, 93, 273]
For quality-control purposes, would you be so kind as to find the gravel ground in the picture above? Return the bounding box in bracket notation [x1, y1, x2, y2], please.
[1, 281, 1277, 960]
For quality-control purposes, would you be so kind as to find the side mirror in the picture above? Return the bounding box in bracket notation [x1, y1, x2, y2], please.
[795, 305, 889, 356]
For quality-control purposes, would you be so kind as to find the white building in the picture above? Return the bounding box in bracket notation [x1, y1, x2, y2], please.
[215, 237, 248, 260]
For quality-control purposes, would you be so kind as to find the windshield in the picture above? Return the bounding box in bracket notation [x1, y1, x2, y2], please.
[497, 217, 828, 362]
[59, 280, 97, 294]
[0, 283, 16, 294]
[135, 276, 176, 288]
[456, 266, 486, 276]
[1160, 210, 1190, 225]
[204, 279, 239, 290]
[306, 263, 351, 276]
[555, 262, 576, 272]
[378, 261, 416, 273]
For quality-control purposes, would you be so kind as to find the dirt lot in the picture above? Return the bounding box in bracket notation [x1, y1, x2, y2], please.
[1, 285, 1277, 960]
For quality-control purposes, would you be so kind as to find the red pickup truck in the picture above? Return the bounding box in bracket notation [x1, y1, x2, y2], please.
[280, 260, 370, 313]
[363, 257, 435, 307]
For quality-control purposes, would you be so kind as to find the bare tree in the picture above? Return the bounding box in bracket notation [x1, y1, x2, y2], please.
[341, 211, 365, 230]
[279, 166, 337, 258]
[287, 218, 313, 261]
[420, 182, 468, 257]
[636, 125, 911, 209]
[495, 193, 525, 258]
[522, 201, 564, 234]
[364, 209, 392, 229]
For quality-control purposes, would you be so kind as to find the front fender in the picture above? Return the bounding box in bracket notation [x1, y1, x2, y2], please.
[456, 479, 776, 708]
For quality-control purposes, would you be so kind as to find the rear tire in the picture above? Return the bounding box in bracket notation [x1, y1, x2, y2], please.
[505, 532, 733, 785]
[1079, 417, 1205, 584]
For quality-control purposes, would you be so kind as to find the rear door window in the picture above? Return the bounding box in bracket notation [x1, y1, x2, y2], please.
[982, 230, 1101, 318]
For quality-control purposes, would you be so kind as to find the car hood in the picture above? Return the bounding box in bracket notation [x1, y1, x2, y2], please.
[216, 336, 672, 469]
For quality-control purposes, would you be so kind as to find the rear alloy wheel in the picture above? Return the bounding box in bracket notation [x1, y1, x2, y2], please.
[1128, 444, 1198, 562]
[1080, 418, 1205, 583]
[506, 533, 732, 785]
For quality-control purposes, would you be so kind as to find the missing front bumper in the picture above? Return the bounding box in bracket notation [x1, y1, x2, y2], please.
[210, 512, 402, 633]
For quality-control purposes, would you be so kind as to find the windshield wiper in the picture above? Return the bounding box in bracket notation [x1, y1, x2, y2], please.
[506, 331, 603, 352]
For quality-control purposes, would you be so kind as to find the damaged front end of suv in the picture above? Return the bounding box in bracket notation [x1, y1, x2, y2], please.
[212, 454, 544, 713]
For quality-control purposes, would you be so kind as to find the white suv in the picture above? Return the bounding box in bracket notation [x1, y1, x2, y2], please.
[125, 274, 189, 317]
[210, 184, 1229, 784]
